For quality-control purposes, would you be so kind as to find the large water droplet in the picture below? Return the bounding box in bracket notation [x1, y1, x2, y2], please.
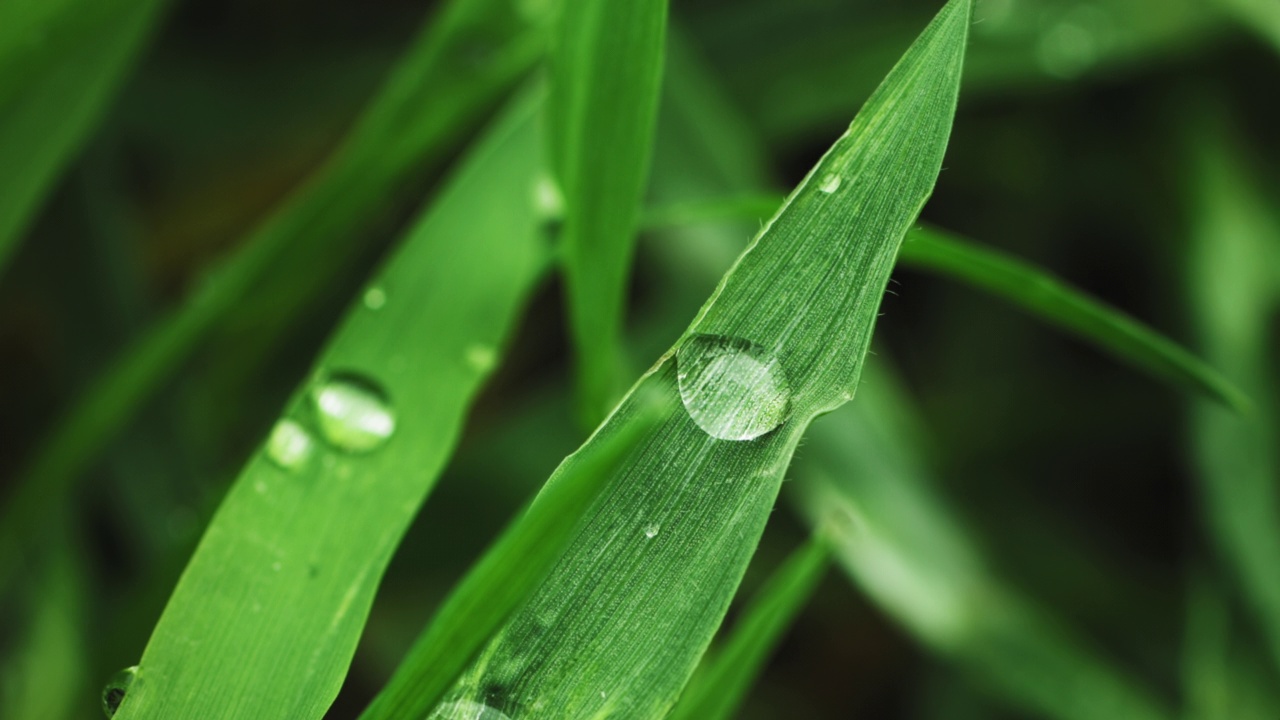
[265, 419, 315, 471]
[310, 373, 396, 453]
[676, 334, 792, 441]
[102, 666, 138, 718]
[429, 700, 514, 720]
[818, 173, 841, 194]
[643, 522, 661, 539]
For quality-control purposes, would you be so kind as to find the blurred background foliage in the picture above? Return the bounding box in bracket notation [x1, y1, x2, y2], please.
[0, 0, 1277, 717]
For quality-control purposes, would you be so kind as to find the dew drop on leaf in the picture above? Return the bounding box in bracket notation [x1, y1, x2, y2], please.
[643, 522, 661, 539]
[676, 334, 792, 441]
[265, 419, 315, 471]
[818, 173, 841, 194]
[363, 286, 387, 310]
[101, 666, 138, 718]
[310, 373, 396, 453]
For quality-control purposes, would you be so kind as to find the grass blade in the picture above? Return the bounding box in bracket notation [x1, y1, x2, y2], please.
[359, 406, 662, 720]
[797, 363, 1174, 720]
[1185, 118, 1280, 671]
[0, 0, 169, 274]
[111, 90, 549, 720]
[551, 0, 669, 424]
[898, 226, 1251, 412]
[0, 0, 543, 592]
[431, 3, 971, 716]
[667, 535, 829, 720]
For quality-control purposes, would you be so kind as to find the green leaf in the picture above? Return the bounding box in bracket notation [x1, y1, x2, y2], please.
[1185, 118, 1280, 672]
[1213, 0, 1280, 54]
[667, 535, 829, 720]
[551, 0, 669, 424]
[359, 404, 663, 720]
[111, 90, 549, 720]
[431, 2, 971, 716]
[0, 0, 169, 274]
[796, 363, 1174, 720]
[898, 226, 1251, 412]
[0, 0, 543, 592]
[0, 525, 86, 720]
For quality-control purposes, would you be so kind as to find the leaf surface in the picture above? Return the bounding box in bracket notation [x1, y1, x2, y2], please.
[431, 3, 972, 717]
[113, 91, 549, 720]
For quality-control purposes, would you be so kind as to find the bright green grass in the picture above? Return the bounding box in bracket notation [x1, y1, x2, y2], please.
[1, 0, 1276, 718]
[113, 88, 548, 720]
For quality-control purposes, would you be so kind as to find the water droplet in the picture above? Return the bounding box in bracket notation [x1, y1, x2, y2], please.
[310, 373, 396, 453]
[465, 344, 497, 373]
[429, 700, 513, 720]
[643, 523, 661, 539]
[818, 173, 841, 194]
[102, 666, 137, 718]
[363, 286, 387, 310]
[676, 334, 792, 441]
[533, 173, 565, 220]
[265, 419, 315, 471]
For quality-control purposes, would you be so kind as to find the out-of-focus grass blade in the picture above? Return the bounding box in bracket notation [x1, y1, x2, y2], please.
[898, 226, 1250, 412]
[359, 407, 663, 720]
[667, 536, 829, 720]
[0, 528, 86, 720]
[431, 3, 971, 717]
[1181, 574, 1280, 720]
[550, 0, 669, 425]
[640, 194, 784, 233]
[1185, 121, 1280, 672]
[1213, 0, 1280, 53]
[690, 0, 1221, 145]
[643, 193, 1248, 411]
[112, 91, 549, 720]
[797, 363, 1174, 720]
[0, 0, 544, 592]
[0, 0, 169, 274]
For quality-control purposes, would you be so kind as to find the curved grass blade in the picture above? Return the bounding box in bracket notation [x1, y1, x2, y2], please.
[0, 0, 544, 592]
[897, 226, 1251, 412]
[644, 193, 1248, 411]
[1213, 0, 1280, 54]
[1185, 119, 1280, 672]
[797, 364, 1174, 720]
[0, 0, 169, 275]
[550, 0, 669, 425]
[111, 91, 549, 720]
[667, 535, 829, 720]
[359, 406, 663, 720]
[651, 34, 1174, 720]
[0, 526, 86, 720]
[431, 3, 972, 717]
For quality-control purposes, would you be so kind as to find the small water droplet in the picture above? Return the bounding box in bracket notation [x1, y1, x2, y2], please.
[310, 373, 396, 453]
[363, 286, 387, 310]
[818, 173, 841, 194]
[102, 666, 137, 718]
[429, 700, 513, 720]
[677, 334, 792, 441]
[643, 523, 661, 539]
[465, 344, 497, 373]
[266, 419, 315, 471]
[534, 173, 565, 220]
